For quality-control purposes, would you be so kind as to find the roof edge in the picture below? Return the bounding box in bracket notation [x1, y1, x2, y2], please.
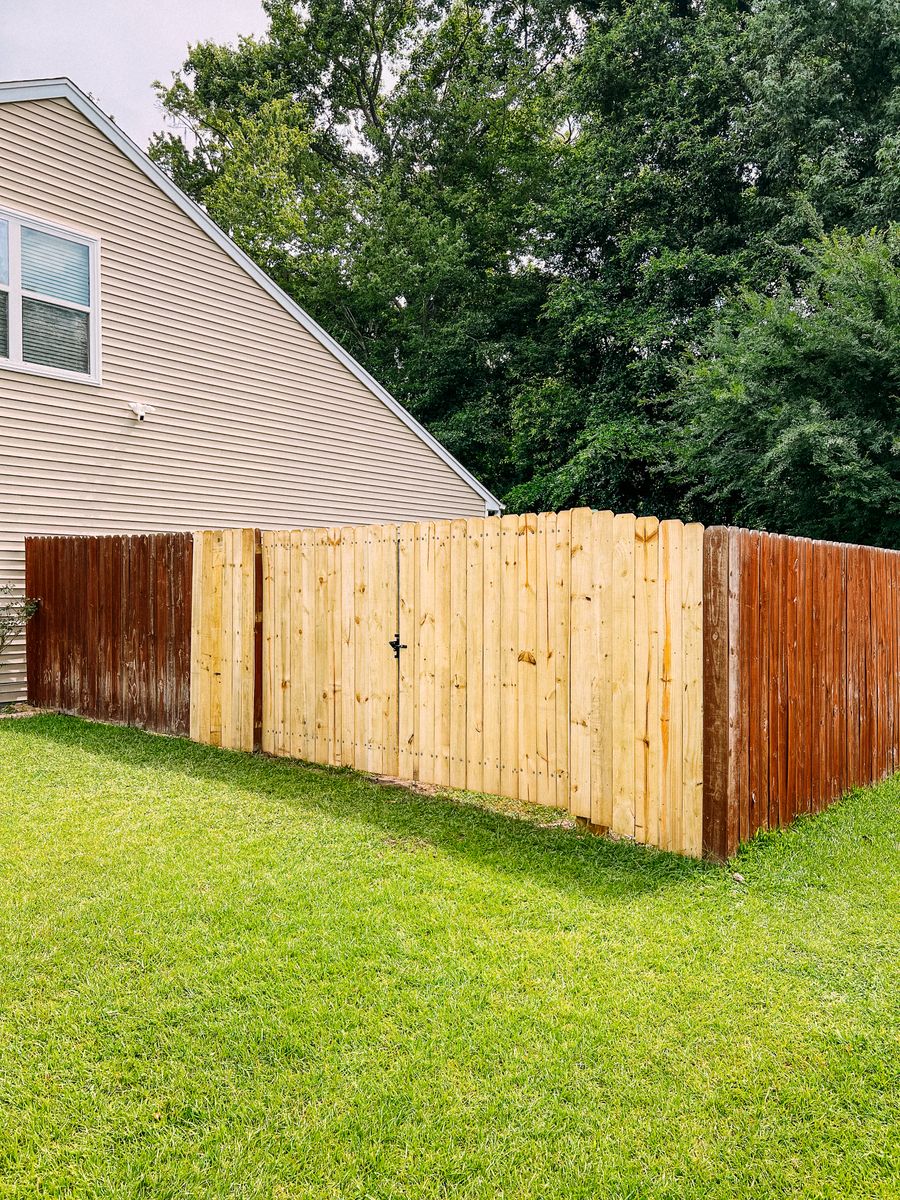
[0, 77, 503, 511]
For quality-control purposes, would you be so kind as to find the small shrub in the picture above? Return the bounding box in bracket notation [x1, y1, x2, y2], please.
[0, 584, 39, 662]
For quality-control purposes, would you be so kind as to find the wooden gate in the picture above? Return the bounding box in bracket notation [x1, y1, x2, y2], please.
[396, 514, 703, 851]
[256, 512, 704, 855]
[260, 525, 400, 774]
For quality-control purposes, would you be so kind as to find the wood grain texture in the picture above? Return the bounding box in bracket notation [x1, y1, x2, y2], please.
[569, 507, 594, 818]
[481, 516, 502, 796]
[552, 509, 571, 808]
[398, 522, 418, 781]
[499, 514, 520, 799]
[701, 527, 732, 861]
[450, 519, 468, 790]
[591, 511, 615, 829]
[465, 518, 485, 793]
[517, 514, 538, 804]
[633, 516, 659, 843]
[535, 513, 555, 807]
[26, 531, 193, 736]
[702, 527, 900, 856]
[681, 523, 704, 857]
[611, 513, 637, 837]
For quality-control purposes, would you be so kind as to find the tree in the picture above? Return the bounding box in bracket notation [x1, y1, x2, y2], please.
[151, 0, 571, 493]
[677, 226, 900, 547]
[738, 0, 900, 253]
[149, 0, 900, 536]
[512, 0, 750, 514]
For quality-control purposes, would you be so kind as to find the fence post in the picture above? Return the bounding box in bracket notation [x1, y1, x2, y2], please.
[703, 526, 739, 859]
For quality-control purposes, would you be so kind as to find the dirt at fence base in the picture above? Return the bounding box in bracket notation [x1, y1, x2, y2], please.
[0, 703, 44, 719]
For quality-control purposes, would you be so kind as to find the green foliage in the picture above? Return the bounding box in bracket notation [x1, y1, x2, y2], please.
[0, 584, 38, 661]
[738, 0, 900, 245]
[531, 0, 750, 512]
[150, 0, 900, 539]
[2, 715, 899, 1195]
[678, 226, 900, 546]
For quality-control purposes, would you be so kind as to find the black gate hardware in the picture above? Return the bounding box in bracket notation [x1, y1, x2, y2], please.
[389, 633, 407, 659]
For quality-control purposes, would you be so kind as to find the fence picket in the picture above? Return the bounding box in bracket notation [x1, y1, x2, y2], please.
[553, 510, 571, 808]
[517, 514, 538, 804]
[569, 507, 593, 818]
[417, 523, 437, 784]
[500, 514, 520, 799]
[482, 516, 503, 795]
[590, 510, 615, 829]
[611, 513, 636, 837]
[383, 525, 399, 777]
[634, 516, 659, 843]
[659, 520, 683, 851]
[465, 518, 485, 792]
[536, 513, 555, 806]
[399, 522, 418, 780]
[450, 519, 468, 789]
[682, 523, 704, 856]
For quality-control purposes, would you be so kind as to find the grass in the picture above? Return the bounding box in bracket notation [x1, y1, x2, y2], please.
[0, 716, 897, 1199]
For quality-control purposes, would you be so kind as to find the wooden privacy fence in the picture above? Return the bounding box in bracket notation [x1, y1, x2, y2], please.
[25, 532, 193, 734]
[250, 514, 704, 855]
[704, 528, 900, 859]
[25, 514, 900, 859]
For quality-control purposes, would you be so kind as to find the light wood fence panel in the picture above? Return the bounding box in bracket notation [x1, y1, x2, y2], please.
[190, 511, 706, 856]
[400, 509, 704, 854]
[189, 528, 256, 751]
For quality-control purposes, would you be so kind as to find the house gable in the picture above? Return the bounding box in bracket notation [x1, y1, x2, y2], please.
[0, 77, 501, 513]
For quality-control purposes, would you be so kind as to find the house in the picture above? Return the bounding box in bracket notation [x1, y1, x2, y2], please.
[0, 78, 501, 705]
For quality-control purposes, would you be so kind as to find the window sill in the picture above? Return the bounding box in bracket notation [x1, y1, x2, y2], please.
[0, 357, 102, 387]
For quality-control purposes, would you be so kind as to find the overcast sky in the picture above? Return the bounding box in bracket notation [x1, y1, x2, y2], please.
[1, 0, 269, 149]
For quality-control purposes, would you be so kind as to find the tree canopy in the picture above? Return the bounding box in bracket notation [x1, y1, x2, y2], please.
[151, 0, 900, 545]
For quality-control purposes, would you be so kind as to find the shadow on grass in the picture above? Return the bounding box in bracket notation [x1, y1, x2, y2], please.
[3, 715, 719, 902]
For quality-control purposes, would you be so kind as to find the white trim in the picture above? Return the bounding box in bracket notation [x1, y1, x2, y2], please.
[0, 199, 101, 384]
[0, 78, 502, 512]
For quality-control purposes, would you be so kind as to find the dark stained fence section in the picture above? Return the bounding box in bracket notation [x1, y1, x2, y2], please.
[25, 533, 193, 735]
[703, 527, 900, 859]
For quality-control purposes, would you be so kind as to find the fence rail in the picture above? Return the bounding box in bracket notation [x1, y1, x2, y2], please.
[24, 514, 900, 860]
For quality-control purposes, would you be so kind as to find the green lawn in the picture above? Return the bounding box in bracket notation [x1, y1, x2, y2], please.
[0, 717, 897, 1199]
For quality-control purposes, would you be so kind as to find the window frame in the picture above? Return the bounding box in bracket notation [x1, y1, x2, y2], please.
[0, 203, 101, 385]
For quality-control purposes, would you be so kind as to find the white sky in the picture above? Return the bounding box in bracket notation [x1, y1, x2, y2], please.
[0, 0, 269, 149]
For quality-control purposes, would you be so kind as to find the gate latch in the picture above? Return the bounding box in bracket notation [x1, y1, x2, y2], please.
[389, 633, 407, 659]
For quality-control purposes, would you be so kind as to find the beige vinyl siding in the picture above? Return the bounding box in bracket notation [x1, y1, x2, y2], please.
[0, 96, 487, 702]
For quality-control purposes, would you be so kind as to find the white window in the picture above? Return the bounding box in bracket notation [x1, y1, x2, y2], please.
[0, 206, 100, 384]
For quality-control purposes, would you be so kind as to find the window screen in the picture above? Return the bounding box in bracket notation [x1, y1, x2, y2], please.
[22, 226, 91, 307]
[22, 298, 90, 374]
